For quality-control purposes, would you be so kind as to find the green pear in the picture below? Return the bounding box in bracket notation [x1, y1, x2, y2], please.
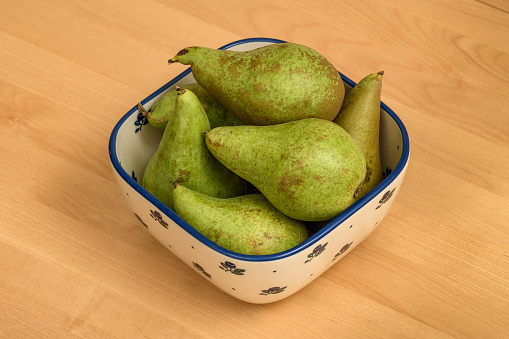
[205, 118, 366, 222]
[333, 71, 384, 200]
[169, 43, 345, 125]
[173, 183, 308, 255]
[142, 87, 246, 210]
[145, 83, 246, 130]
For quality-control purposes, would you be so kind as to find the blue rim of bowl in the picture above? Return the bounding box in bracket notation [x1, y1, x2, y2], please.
[108, 37, 410, 262]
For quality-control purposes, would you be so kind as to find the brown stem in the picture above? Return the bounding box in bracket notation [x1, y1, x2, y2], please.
[168, 48, 189, 64]
[137, 102, 148, 117]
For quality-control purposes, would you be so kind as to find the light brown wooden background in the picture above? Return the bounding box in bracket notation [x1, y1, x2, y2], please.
[1, 0, 508, 338]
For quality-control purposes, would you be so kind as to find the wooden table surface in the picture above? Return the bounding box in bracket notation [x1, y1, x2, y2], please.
[1, 0, 508, 338]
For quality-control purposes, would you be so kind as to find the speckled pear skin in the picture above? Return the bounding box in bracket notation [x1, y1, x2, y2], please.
[205, 118, 366, 222]
[146, 83, 246, 130]
[169, 43, 345, 125]
[173, 184, 308, 255]
[142, 87, 246, 210]
[333, 71, 383, 200]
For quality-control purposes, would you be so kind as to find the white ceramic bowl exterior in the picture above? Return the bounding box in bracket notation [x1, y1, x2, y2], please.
[109, 38, 410, 304]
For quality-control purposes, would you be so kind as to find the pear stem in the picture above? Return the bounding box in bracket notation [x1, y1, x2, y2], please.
[168, 48, 189, 64]
[137, 102, 148, 117]
[377, 70, 384, 76]
[176, 86, 186, 95]
[173, 181, 178, 189]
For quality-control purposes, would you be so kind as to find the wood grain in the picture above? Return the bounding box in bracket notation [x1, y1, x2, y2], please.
[1, 0, 508, 337]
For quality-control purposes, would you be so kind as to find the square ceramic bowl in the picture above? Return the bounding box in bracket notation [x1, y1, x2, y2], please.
[108, 37, 410, 304]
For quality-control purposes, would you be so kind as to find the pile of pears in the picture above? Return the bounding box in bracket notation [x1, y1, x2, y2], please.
[141, 42, 384, 256]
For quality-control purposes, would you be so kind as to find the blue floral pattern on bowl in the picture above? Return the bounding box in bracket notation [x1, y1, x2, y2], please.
[376, 188, 396, 209]
[382, 167, 392, 179]
[150, 209, 169, 229]
[134, 103, 149, 133]
[260, 286, 287, 295]
[305, 242, 328, 263]
[332, 242, 353, 261]
[219, 261, 246, 275]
